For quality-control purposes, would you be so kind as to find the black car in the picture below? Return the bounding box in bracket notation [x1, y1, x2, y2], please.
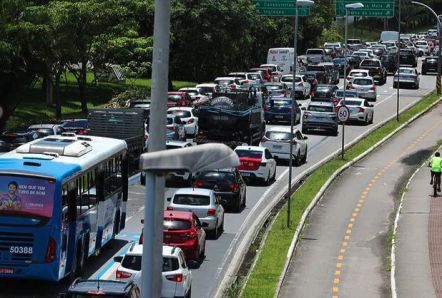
[59, 119, 89, 134]
[64, 279, 140, 298]
[399, 49, 417, 67]
[311, 84, 339, 102]
[194, 168, 246, 212]
[348, 55, 363, 69]
[0, 131, 41, 152]
[380, 54, 398, 73]
[332, 58, 352, 77]
[422, 56, 438, 74]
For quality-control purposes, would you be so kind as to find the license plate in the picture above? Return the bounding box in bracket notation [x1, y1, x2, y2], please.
[0, 268, 14, 274]
[275, 115, 284, 119]
[273, 145, 282, 149]
[241, 172, 251, 177]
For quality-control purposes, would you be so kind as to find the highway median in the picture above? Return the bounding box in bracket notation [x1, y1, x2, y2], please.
[236, 91, 442, 298]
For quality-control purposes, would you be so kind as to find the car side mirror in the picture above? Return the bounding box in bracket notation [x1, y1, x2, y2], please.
[113, 256, 123, 263]
[167, 197, 172, 202]
[303, 136, 308, 140]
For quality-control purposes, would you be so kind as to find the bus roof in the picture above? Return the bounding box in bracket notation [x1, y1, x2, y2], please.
[0, 135, 127, 181]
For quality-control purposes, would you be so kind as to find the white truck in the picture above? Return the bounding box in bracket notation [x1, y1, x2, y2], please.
[266, 48, 295, 75]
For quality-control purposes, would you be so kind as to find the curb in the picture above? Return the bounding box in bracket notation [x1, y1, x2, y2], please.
[274, 94, 442, 297]
[213, 91, 436, 298]
[390, 143, 442, 298]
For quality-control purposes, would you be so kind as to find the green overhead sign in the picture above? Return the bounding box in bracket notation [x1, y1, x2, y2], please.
[336, 0, 394, 17]
[255, 0, 311, 16]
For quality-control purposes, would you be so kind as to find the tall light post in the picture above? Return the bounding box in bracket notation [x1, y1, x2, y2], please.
[341, 3, 364, 160]
[411, 1, 442, 95]
[396, 0, 401, 121]
[288, 0, 314, 228]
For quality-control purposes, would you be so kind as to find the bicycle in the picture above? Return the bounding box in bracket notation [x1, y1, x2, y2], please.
[433, 173, 441, 197]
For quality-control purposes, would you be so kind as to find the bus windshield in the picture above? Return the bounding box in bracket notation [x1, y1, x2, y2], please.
[0, 175, 54, 218]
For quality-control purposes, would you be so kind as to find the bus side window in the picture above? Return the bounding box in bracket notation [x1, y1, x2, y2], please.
[62, 185, 69, 222]
[76, 171, 98, 214]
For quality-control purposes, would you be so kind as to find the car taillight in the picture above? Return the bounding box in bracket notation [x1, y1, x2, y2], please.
[370, 85, 376, 91]
[207, 208, 216, 216]
[167, 206, 173, 211]
[347, 84, 354, 89]
[77, 129, 88, 135]
[168, 126, 176, 131]
[187, 118, 194, 124]
[166, 274, 183, 282]
[116, 270, 132, 279]
[194, 181, 204, 187]
[45, 237, 56, 263]
[228, 183, 240, 192]
[358, 107, 365, 113]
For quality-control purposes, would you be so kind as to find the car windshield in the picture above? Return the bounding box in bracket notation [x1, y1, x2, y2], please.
[281, 76, 301, 83]
[122, 255, 142, 271]
[353, 79, 372, 85]
[247, 74, 261, 80]
[197, 171, 235, 183]
[163, 257, 179, 272]
[354, 52, 367, 57]
[307, 66, 325, 72]
[184, 90, 198, 96]
[0, 175, 55, 218]
[335, 91, 356, 98]
[308, 105, 334, 112]
[307, 49, 324, 55]
[163, 219, 192, 230]
[340, 100, 362, 106]
[350, 72, 367, 77]
[333, 58, 346, 64]
[199, 87, 213, 95]
[173, 194, 211, 206]
[168, 110, 191, 118]
[265, 131, 293, 140]
[36, 129, 54, 137]
[215, 79, 234, 85]
[62, 120, 87, 128]
[265, 85, 283, 90]
[398, 69, 414, 74]
[235, 149, 262, 159]
[168, 95, 182, 101]
[315, 86, 331, 92]
[360, 60, 380, 67]
[270, 99, 291, 107]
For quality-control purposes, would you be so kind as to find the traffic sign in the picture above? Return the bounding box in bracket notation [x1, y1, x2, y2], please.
[255, 0, 311, 16]
[337, 105, 350, 122]
[336, 0, 394, 17]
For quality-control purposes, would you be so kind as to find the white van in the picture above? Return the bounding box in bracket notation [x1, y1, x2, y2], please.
[380, 31, 399, 42]
[267, 48, 295, 75]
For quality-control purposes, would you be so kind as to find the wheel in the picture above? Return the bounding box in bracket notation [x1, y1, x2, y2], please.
[434, 182, 438, 197]
[369, 113, 374, 124]
[264, 170, 271, 185]
[185, 287, 192, 298]
[210, 221, 219, 239]
[294, 152, 301, 166]
[365, 115, 369, 125]
[199, 243, 205, 261]
[393, 83, 397, 89]
[271, 168, 276, 181]
[234, 195, 242, 213]
[242, 189, 247, 207]
[332, 129, 338, 136]
[220, 216, 224, 233]
[302, 127, 308, 134]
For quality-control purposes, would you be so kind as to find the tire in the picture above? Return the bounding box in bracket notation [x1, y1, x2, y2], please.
[294, 152, 301, 166]
[234, 195, 242, 213]
[332, 129, 338, 137]
[210, 221, 219, 239]
[242, 189, 247, 207]
[302, 127, 308, 134]
[301, 145, 308, 163]
[369, 113, 374, 124]
[271, 168, 276, 181]
[199, 243, 205, 261]
[220, 216, 224, 233]
[264, 171, 271, 185]
[185, 287, 192, 298]
[434, 182, 438, 197]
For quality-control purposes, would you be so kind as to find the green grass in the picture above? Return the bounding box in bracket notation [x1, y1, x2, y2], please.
[240, 92, 441, 298]
[6, 72, 196, 131]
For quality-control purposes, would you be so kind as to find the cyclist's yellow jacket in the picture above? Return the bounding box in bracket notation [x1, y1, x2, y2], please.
[431, 156, 442, 173]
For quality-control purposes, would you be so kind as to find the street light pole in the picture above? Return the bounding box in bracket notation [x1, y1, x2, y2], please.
[341, 3, 363, 160]
[411, 1, 441, 95]
[287, 0, 314, 228]
[396, 0, 401, 121]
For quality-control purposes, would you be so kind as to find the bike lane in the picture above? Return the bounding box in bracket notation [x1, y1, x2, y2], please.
[278, 102, 442, 298]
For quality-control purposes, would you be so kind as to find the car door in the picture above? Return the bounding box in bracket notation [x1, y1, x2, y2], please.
[264, 149, 276, 176]
[295, 131, 306, 155]
[363, 100, 373, 118]
[214, 194, 223, 225]
[236, 169, 246, 200]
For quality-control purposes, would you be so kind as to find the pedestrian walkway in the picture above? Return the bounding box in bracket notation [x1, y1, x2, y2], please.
[278, 103, 442, 298]
[395, 159, 441, 298]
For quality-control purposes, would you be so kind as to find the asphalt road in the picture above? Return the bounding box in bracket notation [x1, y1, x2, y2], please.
[278, 84, 442, 297]
[0, 59, 437, 298]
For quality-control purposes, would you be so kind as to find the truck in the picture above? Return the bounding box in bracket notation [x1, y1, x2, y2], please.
[88, 108, 146, 173]
[267, 48, 295, 75]
[195, 89, 266, 147]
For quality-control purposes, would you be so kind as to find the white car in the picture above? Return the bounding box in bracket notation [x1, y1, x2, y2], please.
[414, 40, 430, 56]
[213, 77, 242, 89]
[280, 74, 311, 99]
[357, 49, 375, 57]
[28, 124, 64, 136]
[393, 67, 420, 89]
[234, 145, 277, 185]
[346, 76, 377, 101]
[167, 107, 198, 138]
[337, 98, 374, 125]
[195, 83, 217, 99]
[178, 87, 209, 106]
[259, 127, 308, 165]
[120, 245, 192, 298]
[346, 69, 370, 83]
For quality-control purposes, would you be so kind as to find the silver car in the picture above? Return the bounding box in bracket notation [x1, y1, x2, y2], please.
[347, 77, 377, 101]
[393, 67, 420, 89]
[167, 188, 224, 239]
[302, 102, 338, 136]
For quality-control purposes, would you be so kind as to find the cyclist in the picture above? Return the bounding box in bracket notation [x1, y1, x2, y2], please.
[430, 152, 442, 192]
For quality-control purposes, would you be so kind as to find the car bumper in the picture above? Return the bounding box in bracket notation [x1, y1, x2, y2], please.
[303, 121, 338, 131]
[239, 170, 266, 180]
[349, 112, 368, 122]
[357, 91, 376, 100]
[165, 241, 199, 260]
[216, 192, 241, 208]
[265, 112, 291, 122]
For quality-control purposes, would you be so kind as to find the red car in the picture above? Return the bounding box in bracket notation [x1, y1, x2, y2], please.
[139, 211, 206, 262]
[167, 91, 191, 108]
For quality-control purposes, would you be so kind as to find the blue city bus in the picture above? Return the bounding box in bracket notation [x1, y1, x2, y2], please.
[0, 134, 128, 281]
